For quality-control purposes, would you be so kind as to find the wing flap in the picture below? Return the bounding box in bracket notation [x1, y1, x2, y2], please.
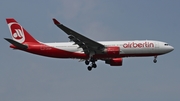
[68, 35, 89, 53]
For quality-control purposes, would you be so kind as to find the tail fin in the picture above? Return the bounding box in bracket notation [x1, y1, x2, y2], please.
[6, 18, 39, 43]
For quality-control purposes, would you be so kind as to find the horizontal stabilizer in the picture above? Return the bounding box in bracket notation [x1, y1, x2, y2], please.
[4, 38, 28, 50]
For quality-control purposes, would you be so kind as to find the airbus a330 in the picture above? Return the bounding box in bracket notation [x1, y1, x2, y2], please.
[5, 18, 174, 71]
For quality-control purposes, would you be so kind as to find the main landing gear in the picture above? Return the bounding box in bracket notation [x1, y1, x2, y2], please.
[85, 60, 97, 71]
[153, 56, 157, 63]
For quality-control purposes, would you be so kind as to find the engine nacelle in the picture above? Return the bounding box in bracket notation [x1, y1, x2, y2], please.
[105, 58, 123, 66]
[104, 46, 120, 56]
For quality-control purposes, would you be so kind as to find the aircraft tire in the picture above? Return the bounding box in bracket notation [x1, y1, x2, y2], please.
[87, 66, 92, 71]
[85, 60, 90, 65]
[92, 63, 97, 68]
[153, 59, 157, 63]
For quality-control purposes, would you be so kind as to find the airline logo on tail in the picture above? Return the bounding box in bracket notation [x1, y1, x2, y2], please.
[8, 22, 25, 43]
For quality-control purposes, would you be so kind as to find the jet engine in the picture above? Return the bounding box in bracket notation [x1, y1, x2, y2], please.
[105, 58, 123, 66]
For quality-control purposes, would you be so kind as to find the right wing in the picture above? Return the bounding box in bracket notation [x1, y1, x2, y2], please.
[53, 18, 105, 54]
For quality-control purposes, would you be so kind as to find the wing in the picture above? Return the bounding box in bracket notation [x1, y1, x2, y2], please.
[53, 18, 105, 54]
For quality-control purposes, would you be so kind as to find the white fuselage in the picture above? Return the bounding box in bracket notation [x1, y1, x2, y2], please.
[44, 40, 174, 56]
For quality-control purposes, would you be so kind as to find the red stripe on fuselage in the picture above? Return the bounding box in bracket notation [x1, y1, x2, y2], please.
[10, 42, 163, 59]
[22, 42, 88, 59]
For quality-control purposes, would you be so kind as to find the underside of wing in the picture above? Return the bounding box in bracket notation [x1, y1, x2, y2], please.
[52, 18, 105, 54]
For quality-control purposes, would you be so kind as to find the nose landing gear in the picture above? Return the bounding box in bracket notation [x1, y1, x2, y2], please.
[153, 56, 157, 63]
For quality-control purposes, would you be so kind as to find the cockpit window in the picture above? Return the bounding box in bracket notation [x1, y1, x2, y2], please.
[164, 44, 169, 46]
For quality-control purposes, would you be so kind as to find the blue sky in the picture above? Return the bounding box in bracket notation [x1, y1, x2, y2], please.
[0, 0, 179, 101]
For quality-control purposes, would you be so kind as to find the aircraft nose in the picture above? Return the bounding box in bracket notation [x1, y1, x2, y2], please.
[168, 46, 174, 52]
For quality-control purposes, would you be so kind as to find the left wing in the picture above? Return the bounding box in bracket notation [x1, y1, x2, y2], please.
[53, 18, 105, 54]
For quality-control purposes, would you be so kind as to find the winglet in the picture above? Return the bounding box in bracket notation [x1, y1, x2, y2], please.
[52, 18, 60, 25]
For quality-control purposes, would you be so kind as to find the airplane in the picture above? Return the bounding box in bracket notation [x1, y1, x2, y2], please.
[4, 18, 174, 71]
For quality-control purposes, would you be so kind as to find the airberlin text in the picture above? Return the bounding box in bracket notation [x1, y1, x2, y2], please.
[123, 42, 154, 48]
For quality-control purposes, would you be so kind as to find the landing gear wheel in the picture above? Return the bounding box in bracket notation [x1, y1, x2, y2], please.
[92, 63, 97, 68]
[87, 66, 92, 71]
[85, 60, 90, 65]
[153, 56, 157, 63]
[153, 59, 157, 63]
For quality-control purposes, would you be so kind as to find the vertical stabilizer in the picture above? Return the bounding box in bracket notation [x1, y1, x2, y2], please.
[6, 18, 39, 43]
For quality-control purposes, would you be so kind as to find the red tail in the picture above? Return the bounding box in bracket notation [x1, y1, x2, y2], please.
[6, 18, 39, 44]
